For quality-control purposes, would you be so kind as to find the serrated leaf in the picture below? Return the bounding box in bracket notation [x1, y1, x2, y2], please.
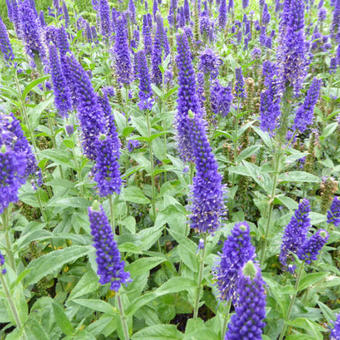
[126, 277, 196, 317]
[22, 75, 50, 100]
[132, 324, 183, 340]
[126, 257, 166, 278]
[279, 171, 321, 183]
[121, 186, 150, 204]
[24, 246, 91, 286]
[298, 272, 328, 291]
[68, 270, 99, 301]
[52, 302, 75, 336]
[72, 299, 117, 316]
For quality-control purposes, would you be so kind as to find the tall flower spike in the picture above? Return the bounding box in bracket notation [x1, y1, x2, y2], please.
[57, 25, 70, 56]
[327, 196, 340, 227]
[189, 115, 225, 234]
[219, 0, 227, 28]
[0, 16, 15, 63]
[214, 222, 255, 302]
[99, 0, 111, 39]
[235, 67, 246, 99]
[293, 78, 322, 133]
[0, 251, 6, 274]
[297, 229, 329, 264]
[259, 61, 281, 134]
[137, 50, 154, 110]
[62, 1, 69, 27]
[151, 16, 163, 85]
[225, 261, 266, 340]
[277, 0, 308, 95]
[48, 44, 71, 117]
[175, 33, 202, 162]
[64, 53, 105, 160]
[211, 80, 233, 117]
[113, 17, 132, 85]
[19, 0, 46, 65]
[330, 313, 340, 340]
[279, 199, 311, 268]
[0, 114, 39, 213]
[88, 203, 130, 291]
[142, 15, 152, 56]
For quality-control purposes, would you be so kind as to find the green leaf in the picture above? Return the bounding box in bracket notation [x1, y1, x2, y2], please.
[47, 197, 90, 209]
[25, 317, 50, 340]
[279, 171, 321, 183]
[24, 246, 91, 286]
[71, 299, 117, 316]
[237, 145, 261, 162]
[298, 272, 328, 291]
[52, 302, 75, 336]
[22, 75, 50, 100]
[126, 257, 166, 278]
[121, 186, 150, 204]
[40, 149, 75, 168]
[318, 301, 336, 324]
[320, 122, 338, 140]
[132, 324, 183, 340]
[126, 277, 196, 317]
[287, 318, 323, 339]
[68, 270, 99, 301]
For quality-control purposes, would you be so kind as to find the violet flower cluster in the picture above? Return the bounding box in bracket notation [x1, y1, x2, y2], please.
[234, 67, 246, 99]
[113, 17, 131, 85]
[175, 33, 201, 162]
[331, 313, 340, 340]
[293, 78, 322, 133]
[0, 114, 38, 213]
[211, 80, 233, 117]
[277, 0, 308, 95]
[279, 199, 311, 268]
[327, 196, 340, 227]
[137, 50, 154, 110]
[215, 222, 255, 302]
[198, 48, 222, 79]
[225, 261, 266, 340]
[297, 229, 329, 265]
[88, 204, 130, 291]
[189, 115, 224, 234]
[0, 251, 6, 274]
[0, 17, 15, 63]
[260, 61, 281, 134]
[280, 199, 329, 269]
[48, 44, 71, 117]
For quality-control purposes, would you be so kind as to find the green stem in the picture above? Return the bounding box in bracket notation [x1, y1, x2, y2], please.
[221, 300, 232, 339]
[14, 73, 38, 154]
[109, 195, 118, 234]
[278, 263, 304, 340]
[0, 274, 27, 339]
[2, 208, 15, 271]
[193, 233, 207, 318]
[146, 110, 156, 220]
[117, 291, 129, 340]
[259, 141, 282, 266]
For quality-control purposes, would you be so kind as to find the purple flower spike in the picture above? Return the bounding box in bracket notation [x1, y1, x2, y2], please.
[293, 78, 322, 133]
[279, 199, 311, 268]
[175, 32, 201, 162]
[99, 0, 111, 38]
[113, 17, 132, 85]
[137, 50, 154, 110]
[225, 261, 266, 340]
[219, 0, 227, 28]
[88, 203, 130, 291]
[48, 44, 71, 117]
[215, 222, 255, 302]
[327, 196, 340, 227]
[189, 115, 224, 234]
[235, 67, 246, 99]
[331, 314, 340, 339]
[297, 229, 329, 264]
[0, 114, 39, 213]
[0, 16, 15, 63]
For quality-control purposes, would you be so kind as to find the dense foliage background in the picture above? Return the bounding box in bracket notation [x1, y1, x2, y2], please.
[0, 0, 339, 339]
